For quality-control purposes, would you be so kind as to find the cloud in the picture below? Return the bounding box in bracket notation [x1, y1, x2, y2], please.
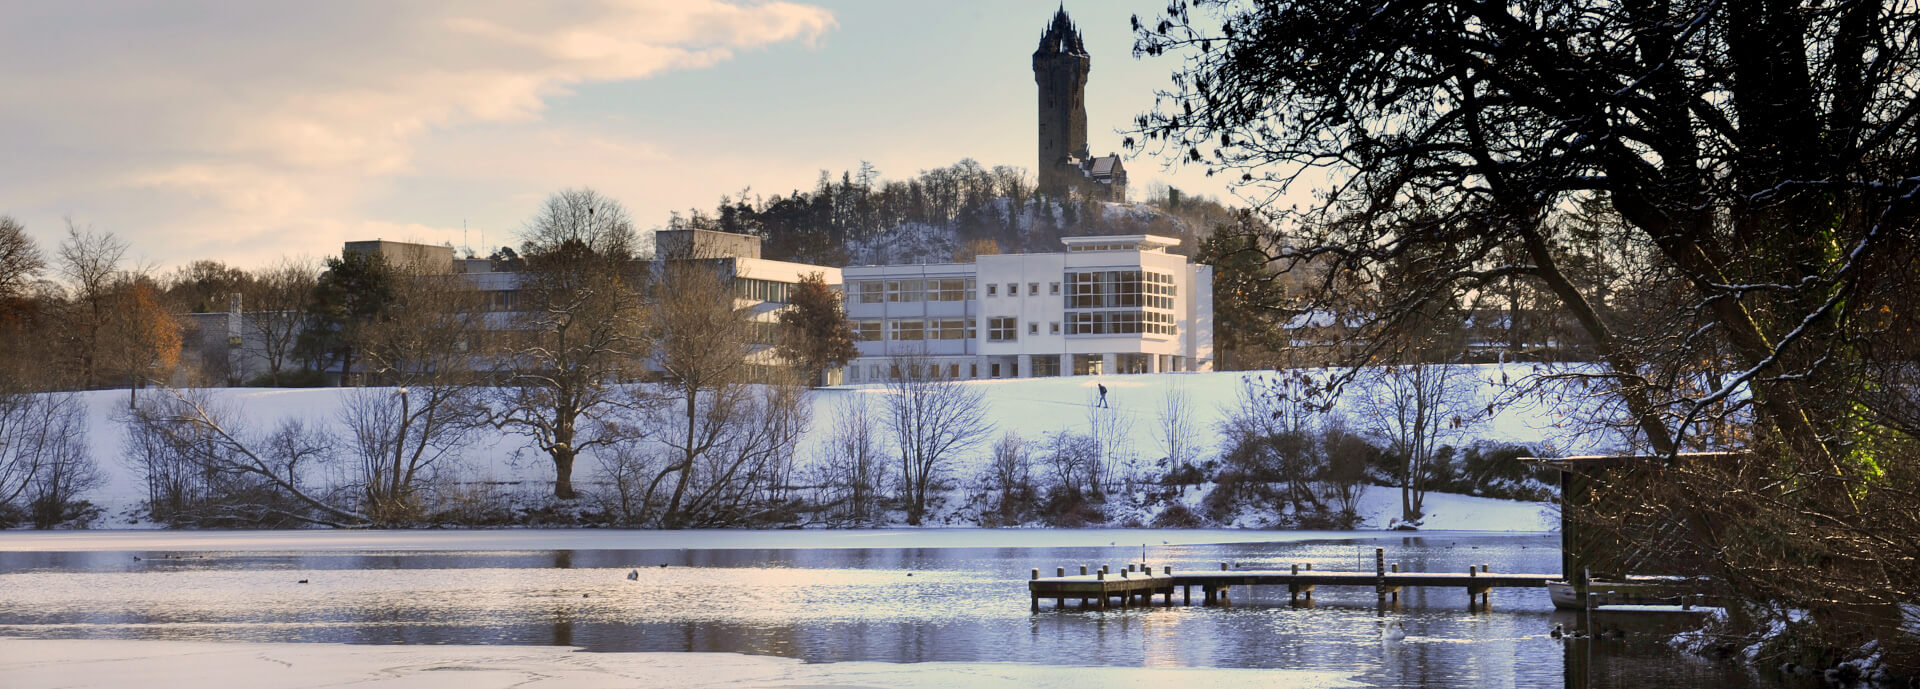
[0, 0, 834, 267]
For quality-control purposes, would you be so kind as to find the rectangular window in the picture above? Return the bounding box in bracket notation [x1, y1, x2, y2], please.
[991, 363, 1001, 378]
[1050, 321, 1060, 334]
[948, 364, 959, 378]
[1029, 282, 1039, 295]
[986, 283, 997, 297]
[988, 317, 1019, 342]
[859, 281, 884, 304]
[890, 320, 924, 341]
[887, 280, 923, 303]
[1006, 283, 1017, 297]
[1029, 322, 1038, 335]
[855, 320, 882, 342]
[931, 278, 968, 302]
[929, 319, 969, 340]
[969, 364, 978, 378]
[1049, 282, 1060, 295]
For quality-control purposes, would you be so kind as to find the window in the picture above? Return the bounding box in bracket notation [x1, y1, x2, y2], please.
[948, 364, 959, 378]
[848, 367, 859, 382]
[859, 282, 883, 304]
[988, 317, 1019, 342]
[1031, 355, 1061, 377]
[991, 363, 1001, 378]
[1063, 270, 1177, 310]
[887, 280, 924, 303]
[929, 319, 969, 340]
[1050, 322, 1060, 334]
[969, 364, 978, 378]
[1029, 322, 1038, 335]
[733, 278, 792, 303]
[1006, 283, 1017, 297]
[965, 278, 977, 300]
[930, 278, 968, 301]
[1049, 282, 1060, 295]
[890, 320, 924, 341]
[987, 283, 997, 297]
[1029, 282, 1039, 295]
[854, 320, 882, 342]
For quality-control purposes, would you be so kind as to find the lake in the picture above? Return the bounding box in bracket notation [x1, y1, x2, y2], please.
[0, 529, 1797, 688]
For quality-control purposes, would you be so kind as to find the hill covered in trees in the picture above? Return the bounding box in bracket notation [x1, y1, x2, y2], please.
[659, 159, 1238, 266]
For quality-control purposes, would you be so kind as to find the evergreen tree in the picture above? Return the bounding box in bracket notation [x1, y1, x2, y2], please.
[775, 272, 857, 387]
[1194, 216, 1288, 368]
[299, 251, 396, 385]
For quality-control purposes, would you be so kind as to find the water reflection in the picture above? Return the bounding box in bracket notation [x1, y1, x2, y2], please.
[0, 532, 1792, 688]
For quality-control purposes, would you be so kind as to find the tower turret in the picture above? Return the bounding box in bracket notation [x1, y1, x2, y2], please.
[1033, 5, 1090, 198]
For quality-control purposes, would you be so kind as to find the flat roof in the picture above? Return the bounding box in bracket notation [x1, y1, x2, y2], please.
[1059, 234, 1180, 247]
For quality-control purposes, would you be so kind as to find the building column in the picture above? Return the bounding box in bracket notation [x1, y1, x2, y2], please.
[1101, 353, 1117, 376]
[1017, 354, 1032, 379]
[1149, 354, 1162, 374]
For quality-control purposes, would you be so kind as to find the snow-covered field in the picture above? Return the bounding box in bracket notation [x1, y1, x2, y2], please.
[63, 366, 1592, 530]
[0, 638, 1361, 689]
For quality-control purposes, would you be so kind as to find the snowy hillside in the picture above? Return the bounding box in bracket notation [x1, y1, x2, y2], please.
[844, 199, 1197, 265]
[46, 365, 1604, 531]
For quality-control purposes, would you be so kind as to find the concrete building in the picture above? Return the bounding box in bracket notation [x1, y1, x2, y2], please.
[841, 234, 1212, 382]
[343, 239, 456, 273]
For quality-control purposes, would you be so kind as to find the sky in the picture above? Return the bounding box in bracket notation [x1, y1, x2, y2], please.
[0, 0, 1246, 273]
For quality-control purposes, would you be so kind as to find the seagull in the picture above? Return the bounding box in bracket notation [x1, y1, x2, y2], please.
[626, 569, 639, 581]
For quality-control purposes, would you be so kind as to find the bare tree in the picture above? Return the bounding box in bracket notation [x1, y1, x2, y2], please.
[641, 261, 811, 527]
[519, 188, 639, 261]
[25, 398, 96, 528]
[881, 351, 993, 525]
[245, 258, 319, 385]
[1086, 394, 1137, 496]
[128, 389, 362, 526]
[341, 269, 490, 523]
[0, 216, 44, 302]
[0, 391, 84, 524]
[493, 189, 649, 499]
[815, 393, 886, 525]
[985, 431, 1033, 526]
[57, 220, 128, 386]
[1155, 381, 1198, 482]
[1359, 363, 1476, 524]
[100, 281, 182, 408]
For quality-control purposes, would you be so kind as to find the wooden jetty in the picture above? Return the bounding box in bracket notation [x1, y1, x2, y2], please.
[1027, 547, 1556, 611]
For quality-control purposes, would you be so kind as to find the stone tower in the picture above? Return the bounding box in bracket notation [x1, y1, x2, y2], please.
[1033, 5, 1090, 198]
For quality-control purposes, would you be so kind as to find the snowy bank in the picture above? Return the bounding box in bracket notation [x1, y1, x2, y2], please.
[0, 638, 1361, 689]
[55, 367, 1585, 529]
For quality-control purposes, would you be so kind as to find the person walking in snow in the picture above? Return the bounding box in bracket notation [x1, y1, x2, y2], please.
[1096, 383, 1109, 408]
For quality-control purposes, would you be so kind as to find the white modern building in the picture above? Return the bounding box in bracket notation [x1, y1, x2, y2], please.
[840, 235, 1212, 382]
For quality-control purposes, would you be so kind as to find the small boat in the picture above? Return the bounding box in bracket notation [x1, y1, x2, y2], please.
[1548, 575, 1713, 610]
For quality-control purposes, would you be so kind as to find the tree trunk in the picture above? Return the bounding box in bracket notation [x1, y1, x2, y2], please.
[552, 448, 577, 499]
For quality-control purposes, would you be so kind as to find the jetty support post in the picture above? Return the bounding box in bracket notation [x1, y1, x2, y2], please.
[1030, 568, 1040, 612]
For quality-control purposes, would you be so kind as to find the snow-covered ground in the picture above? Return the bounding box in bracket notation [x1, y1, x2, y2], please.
[0, 526, 1542, 553]
[61, 366, 1591, 529]
[0, 638, 1361, 689]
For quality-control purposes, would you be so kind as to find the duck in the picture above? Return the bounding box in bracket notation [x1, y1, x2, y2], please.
[1550, 624, 1564, 639]
[297, 579, 309, 584]
[625, 569, 639, 581]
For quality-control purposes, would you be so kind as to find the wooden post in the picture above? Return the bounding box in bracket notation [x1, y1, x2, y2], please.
[1305, 562, 1313, 571]
[1032, 568, 1040, 580]
[1079, 565, 1088, 576]
[1375, 547, 1387, 602]
[1183, 585, 1191, 606]
[1390, 563, 1400, 602]
[1221, 562, 1229, 571]
[1163, 565, 1172, 575]
[1468, 565, 1478, 609]
[1057, 567, 1065, 578]
[1290, 564, 1300, 603]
